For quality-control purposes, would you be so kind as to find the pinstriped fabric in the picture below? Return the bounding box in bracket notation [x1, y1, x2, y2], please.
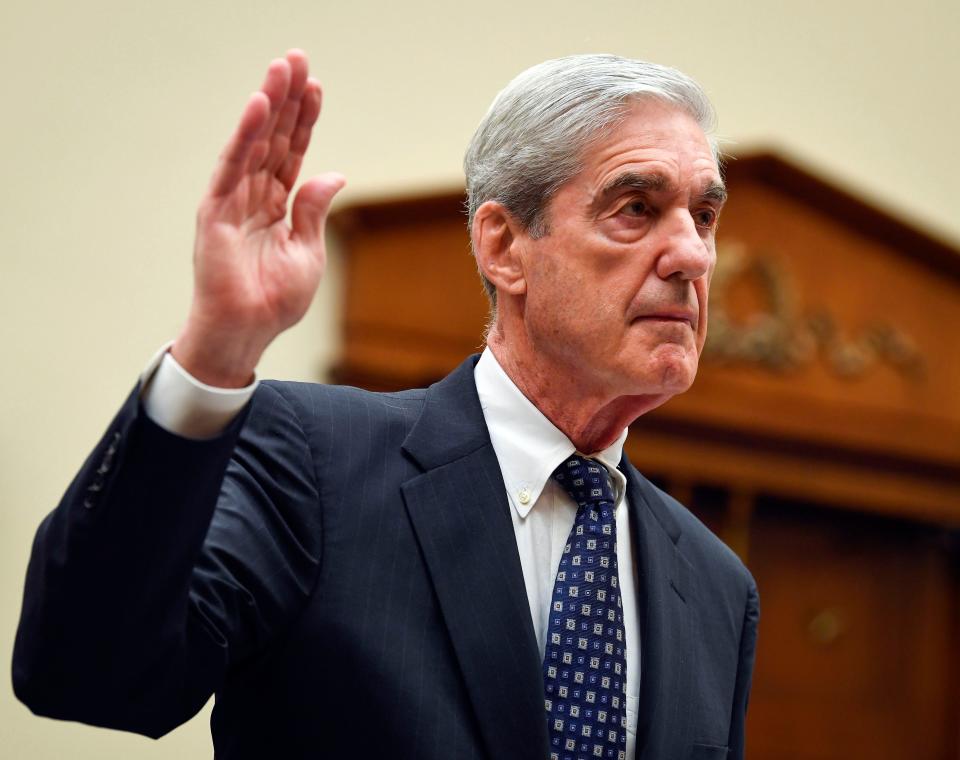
[219, 383, 485, 759]
[189, 369, 552, 758]
[272, 382, 510, 759]
[401, 440, 547, 758]
[544, 456, 627, 760]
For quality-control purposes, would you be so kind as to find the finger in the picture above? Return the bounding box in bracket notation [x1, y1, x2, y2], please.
[262, 50, 310, 174]
[263, 100, 299, 174]
[208, 57, 290, 197]
[277, 80, 322, 190]
[291, 172, 346, 250]
[208, 91, 271, 197]
[246, 58, 293, 174]
[260, 56, 293, 112]
[285, 49, 309, 101]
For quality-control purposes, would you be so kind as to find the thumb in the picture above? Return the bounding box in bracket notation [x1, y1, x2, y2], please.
[291, 172, 347, 248]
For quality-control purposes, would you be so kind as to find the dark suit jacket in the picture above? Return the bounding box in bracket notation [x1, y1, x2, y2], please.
[14, 355, 758, 760]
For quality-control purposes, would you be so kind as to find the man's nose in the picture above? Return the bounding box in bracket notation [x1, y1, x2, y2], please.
[654, 210, 713, 281]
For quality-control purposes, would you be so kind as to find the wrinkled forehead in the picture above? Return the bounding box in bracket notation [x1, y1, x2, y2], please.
[572, 100, 722, 196]
[589, 93, 721, 162]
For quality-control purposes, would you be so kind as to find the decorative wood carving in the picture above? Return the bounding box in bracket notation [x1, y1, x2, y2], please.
[705, 242, 926, 381]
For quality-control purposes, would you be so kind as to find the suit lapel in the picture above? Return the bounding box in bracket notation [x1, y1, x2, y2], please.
[401, 357, 550, 760]
[621, 461, 694, 760]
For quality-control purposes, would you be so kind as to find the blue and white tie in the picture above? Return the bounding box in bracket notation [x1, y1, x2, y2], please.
[543, 456, 627, 760]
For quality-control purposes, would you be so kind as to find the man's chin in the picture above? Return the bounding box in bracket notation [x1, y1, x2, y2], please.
[646, 350, 699, 395]
[596, 389, 678, 433]
[612, 363, 698, 416]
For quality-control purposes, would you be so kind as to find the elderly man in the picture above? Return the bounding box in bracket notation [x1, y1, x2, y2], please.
[14, 51, 758, 760]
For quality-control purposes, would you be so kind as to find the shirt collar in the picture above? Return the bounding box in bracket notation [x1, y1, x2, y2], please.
[474, 348, 628, 518]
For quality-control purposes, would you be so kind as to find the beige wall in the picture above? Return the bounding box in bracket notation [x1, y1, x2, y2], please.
[2, 1, 956, 756]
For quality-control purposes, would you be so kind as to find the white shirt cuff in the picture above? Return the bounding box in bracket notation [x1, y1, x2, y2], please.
[139, 342, 258, 439]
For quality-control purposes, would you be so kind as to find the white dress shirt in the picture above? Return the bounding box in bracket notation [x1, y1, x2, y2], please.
[473, 349, 641, 753]
[141, 346, 640, 753]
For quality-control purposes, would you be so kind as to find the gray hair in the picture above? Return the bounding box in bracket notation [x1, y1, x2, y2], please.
[464, 54, 719, 310]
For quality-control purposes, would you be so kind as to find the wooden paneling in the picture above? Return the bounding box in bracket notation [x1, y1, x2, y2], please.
[332, 193, 488, 387]
[745, 500, 956, 760]
[624, 424, 960, 528]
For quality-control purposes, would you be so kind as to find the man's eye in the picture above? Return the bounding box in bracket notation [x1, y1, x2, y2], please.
[694, 209, 717, 228]
[621, 200, 648, 217]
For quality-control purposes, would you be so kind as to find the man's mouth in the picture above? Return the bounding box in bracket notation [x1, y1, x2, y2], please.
[631, 310, 697, 329]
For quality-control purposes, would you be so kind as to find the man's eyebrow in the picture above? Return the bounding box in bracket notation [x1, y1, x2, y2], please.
[588, 172, 668, 214]
[598, 171, 669, 198]
[590, 172, 727, 211]
[699, 181, 728, 205]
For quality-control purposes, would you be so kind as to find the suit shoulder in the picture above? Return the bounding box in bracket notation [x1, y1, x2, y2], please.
[254, 380, 426, 431]
[649, 481, 755, 592]
[259, 380, 426, 414]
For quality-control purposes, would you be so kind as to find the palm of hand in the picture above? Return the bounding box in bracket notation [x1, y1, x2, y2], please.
[195, 170, 323, 335]
[174, 50, 344, 386]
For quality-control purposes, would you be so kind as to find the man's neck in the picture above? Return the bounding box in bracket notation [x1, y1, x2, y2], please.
[486, 333, 670, 454]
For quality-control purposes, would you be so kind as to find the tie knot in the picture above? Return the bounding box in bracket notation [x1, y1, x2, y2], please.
[552, 455, 616, 506]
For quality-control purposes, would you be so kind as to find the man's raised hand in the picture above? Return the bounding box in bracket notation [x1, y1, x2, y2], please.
[172, 50, 344, 387]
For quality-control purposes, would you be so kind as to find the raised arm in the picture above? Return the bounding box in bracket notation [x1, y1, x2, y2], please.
[13, 52, 335, 738]
[173, 48, 344, 388]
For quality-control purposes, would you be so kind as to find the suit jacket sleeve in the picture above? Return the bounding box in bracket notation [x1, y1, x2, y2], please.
[728, 577, 760, 760]
[12, 381, 323, 738]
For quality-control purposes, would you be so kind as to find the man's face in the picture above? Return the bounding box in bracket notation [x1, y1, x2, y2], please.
[516, 99, 724, 403]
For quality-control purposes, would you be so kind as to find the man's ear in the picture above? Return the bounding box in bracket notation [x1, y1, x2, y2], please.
[472, 201, 527, 298]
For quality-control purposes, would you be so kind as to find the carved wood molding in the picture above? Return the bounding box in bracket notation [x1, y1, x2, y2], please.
[705, 242, 926, 381]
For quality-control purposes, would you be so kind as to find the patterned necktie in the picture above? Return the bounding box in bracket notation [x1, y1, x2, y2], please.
[543, 456, 627, 760]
